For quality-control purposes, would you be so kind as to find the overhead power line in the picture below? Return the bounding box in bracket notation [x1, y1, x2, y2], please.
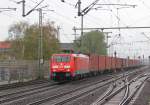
[74, 0, 101, 46]
[77, 0, 101, 16]
[0, 8, 16, 12]
[15, 0, 47, 79]
[0, 8, 17, 18]
[0, 8, 16, 10]
[74, 26, 150, 30]
[96, 3, 136, 7]
[141, 32, 150, 41]
[16, 0, 45, 17]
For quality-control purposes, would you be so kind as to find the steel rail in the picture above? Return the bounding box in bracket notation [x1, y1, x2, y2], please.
[0, 82, 57, 98]
[27, 71, 135, 105]
[0, 83, 58, 104]
[119, 83, 130, 105]
[91, 71, 148, 105]
[2, 68, 143, 105]
[1, 74, 117, 105]
[91, 82, 116, 105]
[120, 77, 148, 105]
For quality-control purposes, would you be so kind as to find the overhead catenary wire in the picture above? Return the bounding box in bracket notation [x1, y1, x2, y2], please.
[96, 0, 146, 57]
[48, 0, 78, 24]
[102, 0, 125, 55]
[30, 0, 39, 4]
[25, 0, 45, 16]
[9, 0, 44, 21]
[80, 0, 101, 16]
[95, 0, 146, 45]
[104, 0, 128, 26]
[141, 32, 150, 41]
[59, 0, 108, 25]
[0, 6, 19, 21]
[60, 0, 116, 35]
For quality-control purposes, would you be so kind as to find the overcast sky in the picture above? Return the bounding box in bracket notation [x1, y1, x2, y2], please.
[0, 0, 150, 59]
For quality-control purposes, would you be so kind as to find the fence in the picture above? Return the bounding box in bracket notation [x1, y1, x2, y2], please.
[0, 60, 50, 84]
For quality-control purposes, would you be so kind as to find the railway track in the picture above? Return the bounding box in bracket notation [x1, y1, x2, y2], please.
[119, 75, 149, 105]
[0, 73, 117, 105]
[0, 81, 56, 96]
[27, 71, 137, 105]
[0, 83, 59, 104]
[0, 67, 146, 105]
[0, 79, 50, 91]
[91, 72, 149, 105]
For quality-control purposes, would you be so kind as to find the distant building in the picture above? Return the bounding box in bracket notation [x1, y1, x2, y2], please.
[0, 41, 11, 53]
[60, 43, 74, 50]
[0, 41, 11, 59]
[60, 43, 74, 53]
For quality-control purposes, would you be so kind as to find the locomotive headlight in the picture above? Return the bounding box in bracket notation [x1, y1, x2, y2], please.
[52, 65, 58, 68]
[53, 69, 56, 72]
[66, 69, 70, 72]
[64, 65, 70, 69]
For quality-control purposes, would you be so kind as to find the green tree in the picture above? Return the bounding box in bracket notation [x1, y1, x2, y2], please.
[74, 31, 107, 55]
[8, 21, 29, 59]
[8, 21, 60, 60]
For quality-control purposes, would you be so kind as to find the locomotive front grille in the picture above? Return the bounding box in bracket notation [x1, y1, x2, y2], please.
[52, 72, 71, 80]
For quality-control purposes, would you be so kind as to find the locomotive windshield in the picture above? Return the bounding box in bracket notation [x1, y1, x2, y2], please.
[53, 55, 71, 62]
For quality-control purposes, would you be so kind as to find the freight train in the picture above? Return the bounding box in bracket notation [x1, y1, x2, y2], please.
[50, 53, 140, 81]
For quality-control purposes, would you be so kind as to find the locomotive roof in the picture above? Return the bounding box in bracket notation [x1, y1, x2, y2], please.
[52, 53, 89, 58]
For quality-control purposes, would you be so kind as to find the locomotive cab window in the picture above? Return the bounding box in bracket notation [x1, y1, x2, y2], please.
[53, 56, 71, 62]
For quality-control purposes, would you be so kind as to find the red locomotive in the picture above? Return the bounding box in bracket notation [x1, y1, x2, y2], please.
[50, 53, 140, 81]
[50, 53, 89, 81]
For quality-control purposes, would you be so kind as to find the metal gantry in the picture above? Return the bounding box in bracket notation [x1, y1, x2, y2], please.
[60, 0, 101, 46]
[38, 8, 44, 79]
[17, 0, 45, 79]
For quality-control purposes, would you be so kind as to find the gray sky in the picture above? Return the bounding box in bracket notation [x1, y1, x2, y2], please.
[0, 0, 150, 58]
